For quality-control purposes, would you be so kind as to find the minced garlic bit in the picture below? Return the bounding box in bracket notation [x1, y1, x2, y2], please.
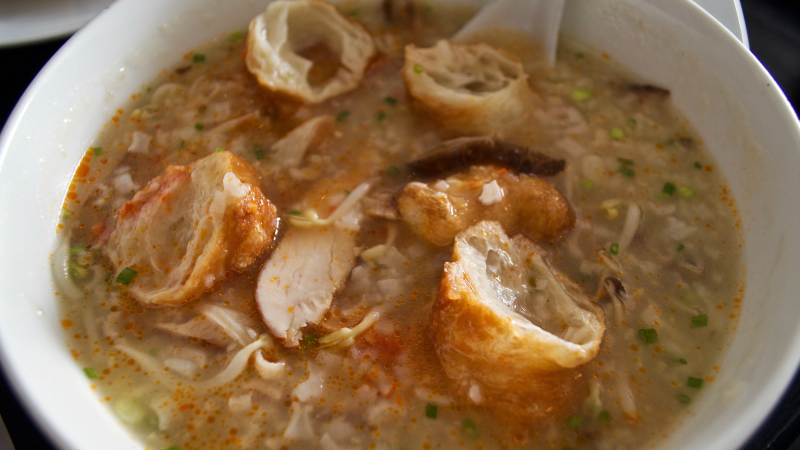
[478, 180, 503, 206]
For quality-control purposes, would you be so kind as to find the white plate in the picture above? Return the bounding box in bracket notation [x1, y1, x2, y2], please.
[0, 0, 115, 48]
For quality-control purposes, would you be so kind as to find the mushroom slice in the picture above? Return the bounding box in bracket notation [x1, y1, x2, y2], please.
[256, 225, 358, 348]
[429, 221, 605, 397]
[398, 165, 574, 246]
[246, 0, 376, 103]
[104, 152, 278, 306]
[402, 40, 533, 135]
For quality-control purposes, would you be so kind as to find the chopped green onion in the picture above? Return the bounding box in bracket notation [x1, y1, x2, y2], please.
[462, 418, 477, 430]
[70, 243, 88, 255]
[580, 179, 595, 190]
[194, 123, 204, 131]
[687, 377, 704, 389]
[425, 403, 437, 419]
[610, 243, 619, 255]
[677, 394, 692, 404]
[343, 189, 350, 195]
[413, 64, 424, 74]
[179, 140, 186, 149]
[146, 415, 160, 428]
[336, 110, 350, 122]
[618, 166, 635, 177]
[146, 87, 152, 93]
[610, 127, 625, 140]
[62, 211, 72, 221]
[215, 147, 225, 153]
[346, 7, 361, 16]
[254, 144, 266, 160]
[662, 182, 676, 196]
[105, 272, 113, 283]
[627, 118, 637, 127]
[566, 415, 584, 430]
[384, 96, 398, 106]
[597, 410, 611, 425]
[83, 368, 99, 379]
[115, 267, 138, 285]
[677, 244, 685, 252]
[575, 52, 585, 58]
[289, 210, 302, 216]
[386, 166, 401, 177]
[163, 446, 181, 450]
[694, 161, 703, 169]
[148, 348, 157, 356]
[69, 263, 88, 279]
[300, 333, 317, 350]
[229, 31, 244, 42]
[376, 111, 387, 121]
[678, 358, 688, 365]
[570, 88, 593, 102]
[92, 147, 103, 156]
[192, 53, 205, 63]
[678, 186, 696, 198]
[691, 314, 708, 328]
[617, 157, 634, 166]
[665, 137, 676, 146]
[637, 328, 658, 345]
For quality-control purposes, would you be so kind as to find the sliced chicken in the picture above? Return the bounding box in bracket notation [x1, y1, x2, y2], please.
[256, 225, 358, 347]
[398, 165, 574, 246]
[402, 40, 533, 135]
[246, 0, 376, 103]
[104, 152, 278, 306]
[429, 221, 605, 400]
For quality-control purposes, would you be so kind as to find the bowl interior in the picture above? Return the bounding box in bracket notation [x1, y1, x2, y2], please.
[1, 0, 799, 449]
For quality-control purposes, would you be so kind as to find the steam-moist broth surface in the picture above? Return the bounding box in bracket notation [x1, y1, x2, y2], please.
[57, 3, 743, 449]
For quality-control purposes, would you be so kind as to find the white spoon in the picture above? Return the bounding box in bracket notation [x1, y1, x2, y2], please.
[452, 0, 565, 66]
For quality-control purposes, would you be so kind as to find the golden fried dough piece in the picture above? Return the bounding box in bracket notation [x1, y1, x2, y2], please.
[397, 165, 574, 246]
[104, 152, 278, 306]
[402, 41, 533, 135]
[246, 0, 376, 104]
[429, 221, 605, 397]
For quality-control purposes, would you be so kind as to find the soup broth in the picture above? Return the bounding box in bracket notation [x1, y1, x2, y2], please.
[56, 2, 743, 450]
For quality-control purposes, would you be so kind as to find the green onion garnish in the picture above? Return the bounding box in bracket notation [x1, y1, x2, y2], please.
[229, 31, 244, 42]
[215, 147, 225, 153]
[62, 211, 72, 221]
[678, 358, 688, 365]
[662, 182, 676, 196]
[164, 446, 181, 450]
[115, 267, 138, 285]
[619, 166, 635, 177]
[336, 110, 350, 122]
[386, 166, 401, 177]
[70, 263, 88, 279]
[678, 186, 696, 198]
[146, 87, 152, 93]
[617, 157, 634, 166]
[300, 333, 317, 350]
[687, 377, 704, 388]
[580, 179, 595, 190]
[610, 243, 619, 255]
[92, 147, 103, 156]
[289, 210, 302, 216]
[677, 394, 692, 404]
[194, 123, 204, 131]
[70, 243, 88, 255]
[677, 244, 685, 252]
[627, 118, 637, 127]
[462, 418, 477, 430]
[343, 189, 350, 195]
[566, 415, 584, 430]
[192, 53, 205, 63]
[83, 368, 99, 379]
[413, 64, 424, 74]
[376, 111, 387, 121]
[665, 137, 676, 146]
[575, 52, 585, 59]
[179, 140, 186, 149]
[610, 128, 625, 140]
[254, 144, 266, 160]
[637, 328, 658, 345]
[570, 88, 593, 102]
[597, 410, 611, 425]
[148, 349, 157, 356]
[384, 96, 398, 106]
[694, 161, 703, 169]
[691, 314, 708, 328]
[425, 403, 437, 419]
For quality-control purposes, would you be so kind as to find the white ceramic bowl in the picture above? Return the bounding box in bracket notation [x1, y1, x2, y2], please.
[1, 0, 799, 449]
